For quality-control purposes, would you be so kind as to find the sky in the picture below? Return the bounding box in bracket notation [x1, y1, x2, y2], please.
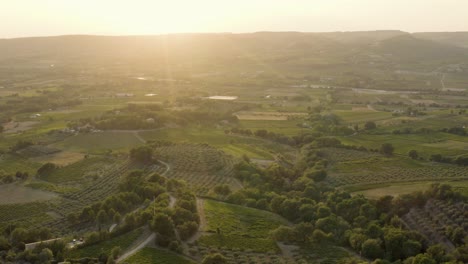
[1, 0, 468, 38]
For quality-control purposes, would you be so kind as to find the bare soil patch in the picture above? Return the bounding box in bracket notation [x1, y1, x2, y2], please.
[3, 121, 39, 134]
[0, 183, 57, 204]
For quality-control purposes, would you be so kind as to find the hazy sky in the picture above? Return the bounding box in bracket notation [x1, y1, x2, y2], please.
[1, 0, 467, 38]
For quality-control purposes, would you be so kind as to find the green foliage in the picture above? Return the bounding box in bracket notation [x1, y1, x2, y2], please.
[379, 143, 394, 156]
[126, 248, 195, 264]
[36, 162, 58, 177]
[69, 228, 143, 259]
[202, 253, 228, 264]
[199, 199, 286, 252]
[130, 146, 154, 163]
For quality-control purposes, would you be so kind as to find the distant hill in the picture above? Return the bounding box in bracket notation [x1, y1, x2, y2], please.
[0, 31, 467, 71]
[374, 34, 468, 61]
[414, 32, 468, 48]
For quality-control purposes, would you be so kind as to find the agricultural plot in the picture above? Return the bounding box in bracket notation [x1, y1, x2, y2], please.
[154, 144, 239, 195]
[41, 156, 117, 183]
[349, 180, 468, 199]
[322, 148, 468, 187]
[0, 154, 42, 175]
[329, 160, 468, 186]
[54, 131, 143, 153]
[332, 109, 393, 124]
[197, 199, 288, 253]
[2, 121, 39, 134]
[125, 248, 195, 264]
[238, 119, 305, 136]
[235, 111, 307, 121]
[338, 132, 468, 157]
[68, 228, 144, 259]
[0, 202, 53, 230]
[402, 199, 467, 248]
[186, 245, 289, 264]
[17, 145, 61, 157]
[297, 244, 355, 264]
[42, 159, 149, 231]
[0, 184, 58, 204]
[29, 151, 84, 166]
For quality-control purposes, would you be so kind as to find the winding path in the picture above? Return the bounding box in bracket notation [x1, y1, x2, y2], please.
[187, 198, 207, 243]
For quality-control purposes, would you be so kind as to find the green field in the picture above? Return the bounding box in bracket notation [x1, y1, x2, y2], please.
[69, 228, 144, 259]
[54, 132, 144, 153]
[124, 248, 195, 264]
[199, 199, 288, 253]
[338, 132, 468, 157]
[41, 156, 116, 183]
[347, 180, 468, 199]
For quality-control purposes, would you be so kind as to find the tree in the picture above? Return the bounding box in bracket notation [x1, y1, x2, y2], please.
[213, 184, 231, 197]
[130, 146, 153, 163]
[403, 239, 421, 258]
[408, 150, 419, 159]
[202, 253, 228, 264]
[305, 169, 327, 182]
[110, 246, 121, 260]
[113, 212, 122, 223]
[0, 236, 10, 251]
[362, 239, 384, 259]
[150, 213, 175, 238]
[38, 248, 54, 264]
[380, 143, 394, 156]
[96, 210, 109, 227]
[37, 163, 57, 177]
[177, 221, 198, 240]
[364, 121, 377, 130]
[412, 253, 436, 264]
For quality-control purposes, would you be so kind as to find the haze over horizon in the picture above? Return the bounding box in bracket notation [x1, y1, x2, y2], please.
[1, 0, 468, 39]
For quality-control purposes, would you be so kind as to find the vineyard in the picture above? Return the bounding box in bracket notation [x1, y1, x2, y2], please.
[196, 199, 287, 253]
[402, 199, 467, 249]
[153, 143, 240, 195]
[69, 228, 144, 259]
[125, 248, 195, 264]
[0, 202, 53, 231]
[328, 166, 468, 186]
[35, 157, 162, 233]
[321, 148, 468, 187]
[41, 156, 116, 183]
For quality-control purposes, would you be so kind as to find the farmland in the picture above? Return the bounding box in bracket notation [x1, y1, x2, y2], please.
[198, 199, 288, 253]
[0, 32, 467, 264]
[125, 248, 195, 264]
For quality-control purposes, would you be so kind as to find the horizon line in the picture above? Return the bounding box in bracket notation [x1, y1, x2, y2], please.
[2, 29, 468, 40]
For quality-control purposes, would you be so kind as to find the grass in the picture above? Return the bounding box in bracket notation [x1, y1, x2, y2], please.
[53, 131, 143, 153]
[199, 199, 288, 253]
[299, 243, 354, 264]
[69, 228, 144, 259]
[221, 143, 274, 160]
[124, 248, 195, 264]
[0, 154, 42, 175]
